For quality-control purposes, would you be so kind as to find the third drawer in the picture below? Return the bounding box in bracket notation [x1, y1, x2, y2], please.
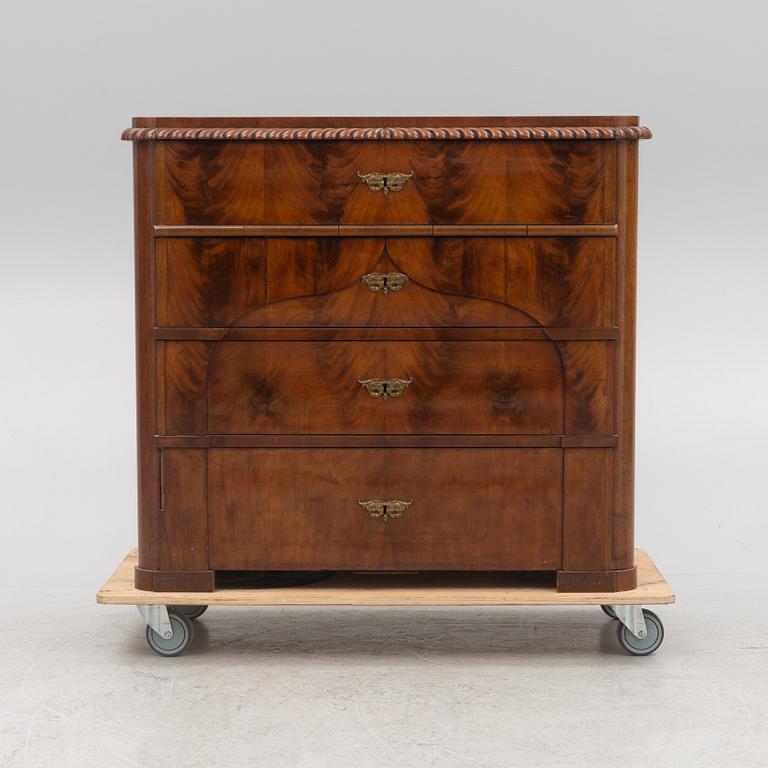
[159, 339, 615, 436]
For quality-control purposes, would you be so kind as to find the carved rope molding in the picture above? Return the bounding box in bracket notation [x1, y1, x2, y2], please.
[121, 125, 652, 141]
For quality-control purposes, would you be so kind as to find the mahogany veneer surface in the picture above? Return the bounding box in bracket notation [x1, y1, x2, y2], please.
[124, 116, 649, 592]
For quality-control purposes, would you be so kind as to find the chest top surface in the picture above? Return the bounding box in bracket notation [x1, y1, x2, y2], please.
[122, 115, 651, 141]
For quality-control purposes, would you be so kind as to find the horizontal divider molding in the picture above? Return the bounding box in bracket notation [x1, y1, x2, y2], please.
[153, 224, 619, 238]
[432, 225, 527, 236]
[152, 327, 618, 342]
[154, 225, 246, 237]
[527, 224, 618, 236]
[154, 435, 618, 449]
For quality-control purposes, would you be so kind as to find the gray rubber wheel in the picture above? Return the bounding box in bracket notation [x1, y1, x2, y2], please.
[146, 611, 194, 657]
[617, 609, 664, 656]
[601, 604, 618, 620]
[173, 604, 208, 620]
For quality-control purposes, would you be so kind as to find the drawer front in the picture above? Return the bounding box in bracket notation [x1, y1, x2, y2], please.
[157, 237, 615, 329]
[157, 140, 612, 225]
[160, 339, 614, 437]
[208, 448, 562, 570]
[202, 340, 564, 435]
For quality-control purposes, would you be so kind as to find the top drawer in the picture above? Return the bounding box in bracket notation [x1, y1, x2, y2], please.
[155, 140, 615, 226]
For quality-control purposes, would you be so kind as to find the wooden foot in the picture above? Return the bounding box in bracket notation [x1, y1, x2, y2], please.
[556, 566, 637, 593]
[134, 566, 215, 592]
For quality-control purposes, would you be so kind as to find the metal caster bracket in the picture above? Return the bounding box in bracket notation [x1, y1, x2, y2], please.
[611, 604, 648, 640]
[137, 605, 173, 640]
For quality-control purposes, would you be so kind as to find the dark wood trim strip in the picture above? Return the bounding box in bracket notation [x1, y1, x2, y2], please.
[546, 328, 618, 340]
[217, 435, 563, 448]
[153, 224, 618, 238]
[155, 435, 212, 448]
[153, 434, 617, 449]
[527, 224, 618, 236]
[153, 327, 618, 342]
[337, 225, 433, 236]
[244, 225, 301, 236]
[561, 435, 618, 448]
[433, 225, 527, 236]
[297, 225, 339, 236]
[123, 125, 652, 141]
[153, 225, 246, 237]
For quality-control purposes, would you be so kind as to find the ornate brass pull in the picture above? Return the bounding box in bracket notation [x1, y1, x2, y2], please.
[358, 499, 413, 521]
[360, 271, 409, 294]
[358, 377, 412, 400]
[357, 171, 413, 195]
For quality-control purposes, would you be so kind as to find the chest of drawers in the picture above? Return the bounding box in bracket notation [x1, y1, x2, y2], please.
[123, 116, 650, 593]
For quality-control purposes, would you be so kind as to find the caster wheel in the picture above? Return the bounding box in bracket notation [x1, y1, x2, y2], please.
[601, 604, 618, 620]
[173, 604, 208, 620]
[617, 609, 664, 656]
[146, 610, 194, 657]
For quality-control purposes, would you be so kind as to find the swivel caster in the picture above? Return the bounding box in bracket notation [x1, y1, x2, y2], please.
[600, 604, 618, 620]
[145, 609, 194, 657]
[617, 608, 664, 656]
[172, 604, 208, 620]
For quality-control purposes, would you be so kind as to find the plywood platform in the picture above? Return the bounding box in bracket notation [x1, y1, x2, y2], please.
[97, 549, 674, 607]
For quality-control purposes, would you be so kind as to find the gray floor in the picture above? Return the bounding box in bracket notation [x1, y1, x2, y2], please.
[2, 573, 767, 768]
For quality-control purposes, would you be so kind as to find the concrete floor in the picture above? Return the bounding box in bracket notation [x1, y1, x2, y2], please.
[2, 572, 767, 768]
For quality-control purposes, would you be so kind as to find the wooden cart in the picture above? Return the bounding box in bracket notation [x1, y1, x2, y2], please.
[97, 548, 674, 657]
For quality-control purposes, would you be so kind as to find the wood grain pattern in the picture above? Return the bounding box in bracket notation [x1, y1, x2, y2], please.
[204, 340, 565, 435]
[562, 449, 614, 571]
[264, 238, 380, 303]
[208, 448, 562, 570]
[135, 447, 214, 591]
[157, 141, 611, 225]
[156, 237, 614, 329]
[388, 237, 507, 302]
[156, 238, 266, 327]
[160, 342, 212, 434]
[160, 338, 614, 439]
[506, 238, 615, 327]
[158, 141, 264, 224]
[233, 266, 535, 329]
[558, 341, 615, 435]
[101, 548, 673, 606]
[157, 449, 208, 571]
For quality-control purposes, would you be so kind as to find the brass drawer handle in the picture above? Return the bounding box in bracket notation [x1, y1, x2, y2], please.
[358, 377, 412, 400]
[357, 171, 413, 194]
[361, 271, 409, 294]
[358, 499, 413, 521]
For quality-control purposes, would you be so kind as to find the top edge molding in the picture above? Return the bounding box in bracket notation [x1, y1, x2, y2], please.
[121, 125, 652, 141]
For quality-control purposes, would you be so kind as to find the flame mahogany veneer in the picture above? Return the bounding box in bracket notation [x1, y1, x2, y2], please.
[125, 115, 649, 592]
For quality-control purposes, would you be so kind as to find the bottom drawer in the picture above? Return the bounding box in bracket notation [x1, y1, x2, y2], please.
[208, 448, 562, 570]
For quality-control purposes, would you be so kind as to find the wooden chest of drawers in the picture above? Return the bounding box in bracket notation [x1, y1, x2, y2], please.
[123, 116, 651, 592]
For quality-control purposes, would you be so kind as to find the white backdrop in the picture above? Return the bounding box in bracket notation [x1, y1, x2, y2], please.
[1, 0, 765, 591]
